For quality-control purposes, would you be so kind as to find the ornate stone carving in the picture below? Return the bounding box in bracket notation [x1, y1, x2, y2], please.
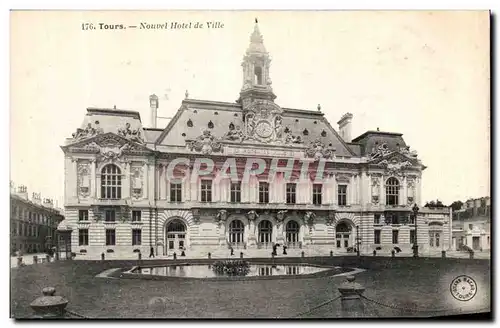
[336, 173, 351, 183]
[77, 163, 91, 198]
[246, 210, 259, 221]
[303, 211, 316, 226]
[101, 143, 131, 161]
[223, 123, 244, 142]
[372, 195, 379, 205]
[72, 121, 103, 141]
[244, 100, 283, 143]
[305, 139, 336, 160]
[189, 130, 222, 155]
[118, 123, 143, 143]
[326, 211, 336, 226]
[379, 158, 413, 176]
[407, 196, 414, 204]
[284, 130, 303, 144]
[369, 143, 392, 159]
[131, 167, 143, 199]
[276, 210, 287, 223]
[399, 145, 418, 158]
[215, 209, 228, 226]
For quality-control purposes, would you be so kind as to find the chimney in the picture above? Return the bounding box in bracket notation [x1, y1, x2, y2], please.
[149, 94, 159, 128]
[17, 185, 28, 200]
[32, 192, 42, 205]
[337, 113, 353, 143]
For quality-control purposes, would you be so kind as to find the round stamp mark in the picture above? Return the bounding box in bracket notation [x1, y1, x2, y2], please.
[450, 275, 477, 301]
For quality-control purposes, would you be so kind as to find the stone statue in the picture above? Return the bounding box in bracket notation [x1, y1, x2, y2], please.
[274, 116, 283, 139]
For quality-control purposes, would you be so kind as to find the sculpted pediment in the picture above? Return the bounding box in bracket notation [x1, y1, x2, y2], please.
[370, 152, 420, 176]
[64, 133, 152, 160]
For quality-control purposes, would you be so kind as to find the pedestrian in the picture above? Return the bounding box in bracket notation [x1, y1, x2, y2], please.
[283, 245, 287, 255]
[230, 246, 234, 256]
[149, 246, 155, 258]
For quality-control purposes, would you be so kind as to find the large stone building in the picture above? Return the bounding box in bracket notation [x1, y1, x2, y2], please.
[452, 197, 490, 251]
[10, 184, 64, 255]
[61, 22, 451, 259]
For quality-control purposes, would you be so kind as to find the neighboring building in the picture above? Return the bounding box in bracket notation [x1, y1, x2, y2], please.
[10, 184, 65, 255]
[452, 197, 490, 251]
[61, 22, 451, 259]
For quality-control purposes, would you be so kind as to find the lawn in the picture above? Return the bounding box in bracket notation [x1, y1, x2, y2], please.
[10, 256, 491, 319]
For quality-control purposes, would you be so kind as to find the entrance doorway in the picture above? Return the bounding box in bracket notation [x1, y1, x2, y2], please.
[336, 222, 352, 251]
[166, 219, 186, 254]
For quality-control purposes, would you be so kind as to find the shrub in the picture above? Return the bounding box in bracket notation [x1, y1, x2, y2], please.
[133, 249, 141, 253]
[106, 249, 114, 253]
[79, 249, 87, 253]
[212, 260, 250, 276]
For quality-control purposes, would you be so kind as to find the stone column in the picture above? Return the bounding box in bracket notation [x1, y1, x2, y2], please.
[90, 159, 96, 199]
[380, 177, 385, 206]
[159, 164, 167, 200]
[72, 159, 78, 198]
[184, 166, 191, 201]
[123, 161, 131, 199]
[96, 163, 102, 199]
[401, 176, 407, 206]
[332, 175, 337, 205]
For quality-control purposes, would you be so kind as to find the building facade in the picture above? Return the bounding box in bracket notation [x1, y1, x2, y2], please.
[61, 22, 451, 259]
[10, 184, 65, 255]
[452, 197, 490, 251]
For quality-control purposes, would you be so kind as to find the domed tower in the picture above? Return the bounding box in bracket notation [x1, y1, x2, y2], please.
[238, 19, 277, 109]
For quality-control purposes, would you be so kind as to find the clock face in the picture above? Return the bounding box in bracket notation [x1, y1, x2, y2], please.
[255, 121, 273, 138]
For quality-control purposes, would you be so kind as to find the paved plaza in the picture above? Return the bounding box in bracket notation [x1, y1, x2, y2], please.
[11, 256, 490, 318]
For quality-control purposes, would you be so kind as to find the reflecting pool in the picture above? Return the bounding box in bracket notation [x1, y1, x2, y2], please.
[131, 263, 330, 278]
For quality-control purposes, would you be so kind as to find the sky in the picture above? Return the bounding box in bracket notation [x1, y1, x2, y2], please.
[9, 10, 490, 206]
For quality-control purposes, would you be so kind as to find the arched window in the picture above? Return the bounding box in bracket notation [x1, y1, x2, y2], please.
[229, 220, 245, 245]
[254, 66, 263, 85]
[286, 220, 300, 245]
[386, 177, 400, 205]
[258, 220, 272, 244]
[101, 164, 122, 199]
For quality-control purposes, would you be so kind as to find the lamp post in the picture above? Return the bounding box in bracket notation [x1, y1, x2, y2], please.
[356, 225, 360, 256]
[412, 203, 419, 258]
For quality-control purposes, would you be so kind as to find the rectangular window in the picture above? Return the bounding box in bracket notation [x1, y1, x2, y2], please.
[338, 185, 347, 206]
[79, 229, 89, 246]
[132, 229, 142, 246]
[392, 214, 400, 225]
[132, 210, 141, 222]
[201, 180, 212, 202]
[230, 182, 241, 203]
[312, 184, 322, 205]
[392, 230, 399, 244]
[170, 183, 182, 202]
[410, 230, 416, 244]
[374, 214, 381, 224]
[286, 183, 296, 204]
[468, 224, 473, 230]
[259, 182, 269, 203]
[105, 229, 116, 246]
[374, 230, 381, 244]
[105, 210, 116, 222]
[79, 210, 89, 221]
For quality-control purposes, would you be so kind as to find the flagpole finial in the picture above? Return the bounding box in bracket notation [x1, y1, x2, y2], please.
[255, 18, 258, 24]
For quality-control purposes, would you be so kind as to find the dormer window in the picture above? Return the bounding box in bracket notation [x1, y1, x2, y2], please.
[208, 120, 214, 129]
[254, 66, 263, 85]
[321, 130, 327, 137]
[187, 119, 193, 127]
[303, 129, 309, 136]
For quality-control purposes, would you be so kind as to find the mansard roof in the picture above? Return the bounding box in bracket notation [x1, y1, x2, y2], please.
[155, 98, 357, 157]
[351, 130, 408, 157]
